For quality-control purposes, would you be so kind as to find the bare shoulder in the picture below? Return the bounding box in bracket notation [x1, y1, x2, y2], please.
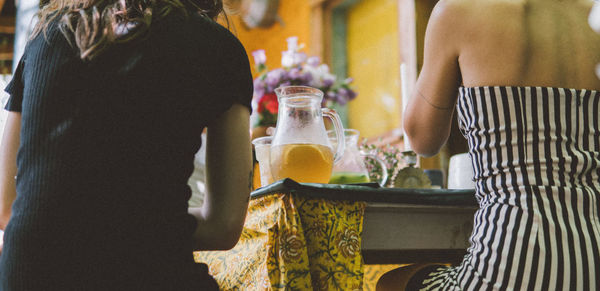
[427, 0, 514, 36]
[429, 0, 471, 25]
[438, 0, 527, 22]
[425, 0, 473, 51]
[431, 0, 510, 16]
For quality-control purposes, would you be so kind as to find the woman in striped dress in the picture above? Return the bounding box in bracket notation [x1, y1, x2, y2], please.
[378, 0, 600, 290]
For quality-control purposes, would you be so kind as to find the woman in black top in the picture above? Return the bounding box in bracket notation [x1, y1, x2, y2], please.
[0, 0, 253, 289]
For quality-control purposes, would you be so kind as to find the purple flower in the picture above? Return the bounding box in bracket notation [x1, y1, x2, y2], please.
[333, 88, 349, 105]
[316, 64, 330, 75]
[322, 75, 335, 88]
[295, 52, 307, 65]
[347, 89, 357, 101]
[254, 77, 265, 89]
[336, 95, 347, 106]
[266, 68, 285, 91]
[282, 51, 305, 67]
[254, 87, 265, 98]
[307, 56, 320, 67]
[280, 80, 292, 87]
[252, 50, 267, 68]
[254, 86, 265, 97]
[325, 91, 336, 101]
[302, 71, 313, 83]
[322, 92, 335, 107]
[288, 67, 302, 80]
[281, 51, 295, 67]
[253, 78, 265, 97]
[252, 37, 358, 108]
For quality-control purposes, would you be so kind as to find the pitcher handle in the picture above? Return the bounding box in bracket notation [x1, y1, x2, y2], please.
[321, 108, 345, 163]
[360, 151, 389, 187]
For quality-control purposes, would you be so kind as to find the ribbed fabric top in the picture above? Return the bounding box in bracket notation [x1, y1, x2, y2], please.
[419, 86, 600, 290]
[0, 13, 252, 290]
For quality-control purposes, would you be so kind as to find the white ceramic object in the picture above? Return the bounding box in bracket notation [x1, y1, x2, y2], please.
[447, 153, 475, 189]
[589, 2, 600, 34]
[590, 3, 600, 79]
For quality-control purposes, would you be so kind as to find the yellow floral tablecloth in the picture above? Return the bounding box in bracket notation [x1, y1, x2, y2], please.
[194, 193, 366, 290]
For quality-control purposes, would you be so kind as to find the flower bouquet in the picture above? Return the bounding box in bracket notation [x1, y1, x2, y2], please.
[251, 37, 357, 128]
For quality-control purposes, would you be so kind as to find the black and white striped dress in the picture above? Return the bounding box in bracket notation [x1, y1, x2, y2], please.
[421, 86, 600, 290]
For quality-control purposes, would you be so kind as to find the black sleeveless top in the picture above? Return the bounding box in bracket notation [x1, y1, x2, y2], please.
[0, 13, 252, 290]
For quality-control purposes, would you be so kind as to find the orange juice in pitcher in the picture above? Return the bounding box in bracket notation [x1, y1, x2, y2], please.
[269, 86, 346, 184]
[270, 143, 334, 183]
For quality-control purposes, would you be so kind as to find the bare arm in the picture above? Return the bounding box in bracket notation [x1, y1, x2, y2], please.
[403, 1, 463, 157]
[189, 103, 252, 250]
[0, 111, 20, 230]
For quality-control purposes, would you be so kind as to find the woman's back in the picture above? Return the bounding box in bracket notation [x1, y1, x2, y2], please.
[397, 1, 600, 290]
[441, 0, 600, 90]
[0, 13, 252, 290]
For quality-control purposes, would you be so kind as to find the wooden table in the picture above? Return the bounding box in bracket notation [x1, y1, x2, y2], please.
[362, 202, 476, 265]
[253, 179, 478, 265]
[195, 179, 478, 290]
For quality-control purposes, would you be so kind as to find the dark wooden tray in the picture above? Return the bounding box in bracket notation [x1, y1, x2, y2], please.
[251, 178, 478, 207]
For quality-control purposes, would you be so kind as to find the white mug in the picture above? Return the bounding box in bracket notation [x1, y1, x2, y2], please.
[447, 153, 475, 189]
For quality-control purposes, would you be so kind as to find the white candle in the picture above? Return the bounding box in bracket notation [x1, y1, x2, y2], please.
[400, 63, 411, 151]
[589, 2, 600, 34]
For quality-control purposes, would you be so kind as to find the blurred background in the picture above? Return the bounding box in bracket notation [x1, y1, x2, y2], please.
[0, 0, 469, 169]
[219, 0, 467, 173]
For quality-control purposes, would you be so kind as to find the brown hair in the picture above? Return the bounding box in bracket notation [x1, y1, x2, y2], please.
[31, 0, 225, 60]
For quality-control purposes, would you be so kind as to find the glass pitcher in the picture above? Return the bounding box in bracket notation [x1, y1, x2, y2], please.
[270, 86, 345, 183]
[328, 129, 388, 186]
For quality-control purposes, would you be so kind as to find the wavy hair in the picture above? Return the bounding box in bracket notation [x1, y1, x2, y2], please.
[31, 0, 225, 60]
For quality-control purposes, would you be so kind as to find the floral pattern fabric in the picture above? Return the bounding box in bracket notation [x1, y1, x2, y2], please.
[194, 193, 366, 290]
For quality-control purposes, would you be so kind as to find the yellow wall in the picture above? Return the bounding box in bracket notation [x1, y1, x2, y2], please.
[346, 0, 401, 138]
[227, 0, 404, 140]
[226, 1, 312, 76]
